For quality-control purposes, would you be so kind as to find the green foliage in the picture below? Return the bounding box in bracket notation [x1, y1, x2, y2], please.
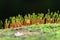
[5, 18, 8, 24]
[0, 9, 59, 29]
[45, 14, 50, 19]
[38, 13, 44, 19]
[31, 13, 37, 22]
[0, 24, 60, 40]
[24, 15, 28, 22]
[53, 12, 58, 19]
[47, 9, 50, 15]
[28, 13, 31, 19]
[11, 16, 16, 23]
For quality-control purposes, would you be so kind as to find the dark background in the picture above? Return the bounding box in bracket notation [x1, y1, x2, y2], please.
[0, 0, 60, 20]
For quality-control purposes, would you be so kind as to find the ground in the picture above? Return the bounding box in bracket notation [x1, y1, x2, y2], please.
[0, 24, 60, 40]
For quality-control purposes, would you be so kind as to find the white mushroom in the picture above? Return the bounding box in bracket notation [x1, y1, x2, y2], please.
[14, 32, 23, 36]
